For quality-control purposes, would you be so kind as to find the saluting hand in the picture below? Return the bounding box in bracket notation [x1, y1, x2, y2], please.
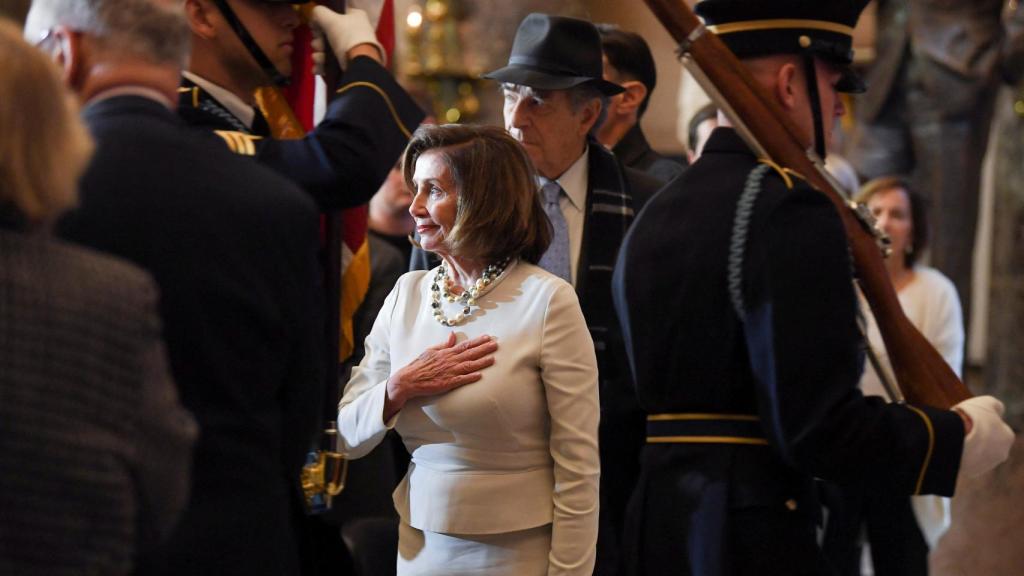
[383, 333, 498, 421]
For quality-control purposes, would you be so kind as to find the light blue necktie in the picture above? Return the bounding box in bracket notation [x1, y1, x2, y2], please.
[538, 181, 571, 283]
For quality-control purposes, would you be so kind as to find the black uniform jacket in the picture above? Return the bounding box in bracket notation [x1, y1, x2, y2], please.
[179, 56, 425, 210]
[60, 95, 324, 576]
[612, 128, 964, 576]
[612, 124, 685, 185]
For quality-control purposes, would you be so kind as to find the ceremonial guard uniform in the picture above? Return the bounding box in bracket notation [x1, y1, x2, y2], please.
[612, 2, 970, 574]
[179, 54, 423, 210]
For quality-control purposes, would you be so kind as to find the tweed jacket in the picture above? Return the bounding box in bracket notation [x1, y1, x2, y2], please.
[0, 221, 196, 575]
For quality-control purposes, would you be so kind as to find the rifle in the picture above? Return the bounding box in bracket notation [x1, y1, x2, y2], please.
[642, 0, 971, 409]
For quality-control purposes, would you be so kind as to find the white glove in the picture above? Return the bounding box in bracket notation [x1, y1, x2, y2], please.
[954, 395, 1014, 480]
[310, 6, 385, 69]
[348, 0, 384, 30]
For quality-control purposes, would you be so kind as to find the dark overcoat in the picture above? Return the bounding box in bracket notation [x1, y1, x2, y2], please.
[612, 125, 684, 185]
[60, 95, 324, 576]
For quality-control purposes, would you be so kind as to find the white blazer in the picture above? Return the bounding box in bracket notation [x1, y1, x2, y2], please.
[337, 260, 600, 574]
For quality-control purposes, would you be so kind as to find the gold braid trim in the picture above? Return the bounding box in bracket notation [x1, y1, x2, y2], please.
[905, 405, 936, 495]
[757, 158, 806, 190]
[646, 436, 769, 446]
[707, 19, 854, 38]
[177, 86, 199, 108]
[648, 413, 759, 422]
[336, 81, 413, 139]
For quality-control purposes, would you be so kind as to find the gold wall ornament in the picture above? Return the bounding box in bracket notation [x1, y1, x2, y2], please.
[403, 0, 481, 123]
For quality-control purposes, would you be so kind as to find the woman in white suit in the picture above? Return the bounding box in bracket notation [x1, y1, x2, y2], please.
[337, 124, 600, 576]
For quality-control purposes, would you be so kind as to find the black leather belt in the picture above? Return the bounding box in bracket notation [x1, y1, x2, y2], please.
[646, 413, 768, 446]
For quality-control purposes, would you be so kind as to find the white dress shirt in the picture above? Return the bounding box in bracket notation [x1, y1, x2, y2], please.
[337, 260, 600, 574]
[539, 148, 588, 287]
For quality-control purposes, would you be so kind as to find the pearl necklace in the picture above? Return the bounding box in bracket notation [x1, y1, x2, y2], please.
[430, 258, 511, 326]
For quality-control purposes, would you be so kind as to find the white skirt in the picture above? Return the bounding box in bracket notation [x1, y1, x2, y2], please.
[396, 521, 552, 576]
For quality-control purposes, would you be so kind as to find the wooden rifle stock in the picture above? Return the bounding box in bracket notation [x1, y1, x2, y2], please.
[643, 0, 971, 408]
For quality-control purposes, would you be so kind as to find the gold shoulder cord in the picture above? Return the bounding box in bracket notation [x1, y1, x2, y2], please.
[757, 158, 806, 190]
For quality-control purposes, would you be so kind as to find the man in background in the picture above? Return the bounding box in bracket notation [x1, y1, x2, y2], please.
[596, 23, 684, 184]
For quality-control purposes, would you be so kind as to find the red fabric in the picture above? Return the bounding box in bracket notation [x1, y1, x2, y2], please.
[272, 1, 395, 361]
[378, 0, 395, 67]
[282, 24, 316, 131]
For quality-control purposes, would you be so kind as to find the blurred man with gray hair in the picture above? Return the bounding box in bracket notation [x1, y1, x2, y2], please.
[26, 1, 326, 574]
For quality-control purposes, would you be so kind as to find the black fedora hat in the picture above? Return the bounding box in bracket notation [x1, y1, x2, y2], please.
[696, 0, 870, 93]
[483, 13, 625, 96]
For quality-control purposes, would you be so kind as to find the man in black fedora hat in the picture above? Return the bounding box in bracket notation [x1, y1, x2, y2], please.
[484, 12, 662, 576]
[612, 0, 1014, 574]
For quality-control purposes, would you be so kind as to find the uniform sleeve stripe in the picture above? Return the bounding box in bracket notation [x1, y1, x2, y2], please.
[213, 130, 237, 153]
[230, 132, 246, 154]
[905, 404, 936, 495]
[213, 131, 262, 156]
[335, 81, 413, 139]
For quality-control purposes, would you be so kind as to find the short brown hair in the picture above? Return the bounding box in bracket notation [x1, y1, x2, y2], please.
[402, 124, 551, 263]
[0, 19, 92, 225]
[855, 175, 929, 268]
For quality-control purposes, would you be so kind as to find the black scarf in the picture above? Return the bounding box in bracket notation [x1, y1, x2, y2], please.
[576, 141, 636, 389]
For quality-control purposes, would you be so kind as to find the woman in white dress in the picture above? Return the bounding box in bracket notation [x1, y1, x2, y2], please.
[829, 176, 964, 575]
[337, 124, 600, 576]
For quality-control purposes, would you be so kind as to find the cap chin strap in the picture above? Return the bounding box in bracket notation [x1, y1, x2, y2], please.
[801, 51, 826, 159]
[212, 0, 291, 87]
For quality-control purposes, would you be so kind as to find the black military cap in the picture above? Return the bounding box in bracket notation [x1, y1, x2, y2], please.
[695, 0, 869, 93]
[483, 13, 625, 96]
